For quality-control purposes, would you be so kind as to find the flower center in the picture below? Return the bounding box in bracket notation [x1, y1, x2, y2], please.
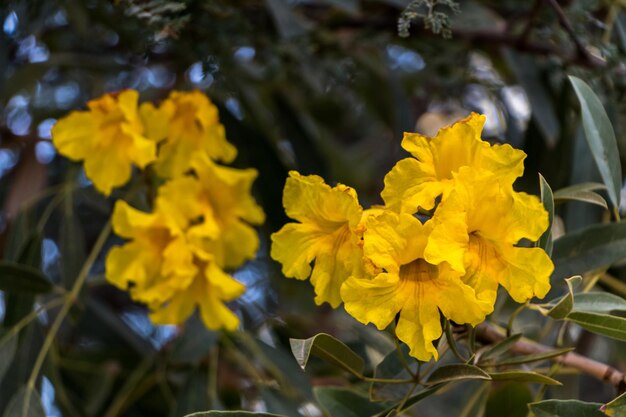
[399, 259, 437, 282]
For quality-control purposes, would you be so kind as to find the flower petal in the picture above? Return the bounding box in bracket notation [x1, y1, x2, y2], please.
[341, 273, 403, 330]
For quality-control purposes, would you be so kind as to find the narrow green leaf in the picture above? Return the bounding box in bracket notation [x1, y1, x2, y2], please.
[569, 76, 622, 209]
[184, 412, 287, 417]
[552, 222, 626, 279]
[479, 334, 522, 363]
[2, 386, 46, 417]
[554, 190, 608, 210]
[0, 333, 17, 383]
[553, 182, 607, 195]
[59, 194, 86, 289]
[604, 390, 626, 416]
[573, 292, 626, 314]
[485, 383, 533, 417]
[314, 387, 386, 417]
[539, 174, 554, 255]
[546, 276, 582, 320]
[529, 399, 605, 417]
[425, 364, 491, 385]
[494, 347, 573, 367]
[565, 311, 626, 341]
[0, 261, 51, 294]
[373, 385, 444, 417]
[289, 333, 364, 377]
[489, 371, 561, 385]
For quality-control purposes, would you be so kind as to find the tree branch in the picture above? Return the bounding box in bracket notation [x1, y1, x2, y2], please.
[475, 322, 626, 393]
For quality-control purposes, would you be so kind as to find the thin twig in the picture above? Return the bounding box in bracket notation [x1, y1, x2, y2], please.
[543, 0, 605, 67]
[475, 322, 626, 393]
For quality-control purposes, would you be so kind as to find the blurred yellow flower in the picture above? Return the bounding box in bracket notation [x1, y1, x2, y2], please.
[270, 171, 364, 308]
[341, 211, 490, 361]
[159, 154, 266, 269]
[424, 168, 553, 305]
[105, 152, 264, 330]
[52, 90, 156, 195]
[381, 113, 525, 213]
[141, 90, 238, 178]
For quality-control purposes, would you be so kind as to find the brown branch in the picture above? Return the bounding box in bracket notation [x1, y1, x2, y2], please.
[475, 322, 626, 393]
[543, 0, 605, 67]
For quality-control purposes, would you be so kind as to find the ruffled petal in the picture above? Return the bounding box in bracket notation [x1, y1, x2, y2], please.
[363, 211, 426, 272]
[51, 112, 96, 160]
[381, 157, 442, 212]
[341, 273, 403, 330]
[497, 246, 554, 302]
[282, 171, 362, 230]
[395, 288, 442, 361]
[270, 223, 324, 280]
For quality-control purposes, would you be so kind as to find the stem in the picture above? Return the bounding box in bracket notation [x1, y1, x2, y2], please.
[475, 322, 626, 392]
[0, 297, 66, 348]
[22, 221, 112, 417]
[102, 354, 156, 417]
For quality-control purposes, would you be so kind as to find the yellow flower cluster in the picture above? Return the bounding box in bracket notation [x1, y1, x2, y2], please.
[271, 113, 553, 361]
[52, 90, 264, 330]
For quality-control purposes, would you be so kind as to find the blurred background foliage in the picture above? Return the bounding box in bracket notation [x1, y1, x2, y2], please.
[0, 0, 625, 416]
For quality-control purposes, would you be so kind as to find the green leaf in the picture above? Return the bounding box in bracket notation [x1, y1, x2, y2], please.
[373, 385, 444, 417]
[265, 0, 313, 39]
[494, 347, 573, 367]
[553, 182, 607, 195]
[370, 343, 416, 401]
[478, 334, 522, 363]
[569, 76, 622, 209]
[552, 222, 626, 279]
[485, 382, 533, 417]
[0, 333, 17, 383]
[489, 371, 561, 385]
[59, 192, 86, 289]
[604, 391, 626, 416]
[289, 333, 364, 377]
[2, 386, 46, 417]
[539, 174, 554, 255]
[529, 399, 605, 417]
[0, 261, 52, 294]
[565, 311, 626, 341]
[425, 364, 491, 385]
[546, 276, 582, 320]
[554, 190, 608, 210]
[170, 315, 219, 364]
[572, 292, 626, 314]
[314, 387, 386, 417]
[183, 412, 288, 417]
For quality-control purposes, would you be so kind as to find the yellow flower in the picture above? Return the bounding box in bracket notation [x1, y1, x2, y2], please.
[141, 90, 238, 178]
[158, 154, 265, 269]
[270, 171, 364, 308]
[341, 211, 490, 361]
[105, 198, 245, 331]
[52, 90, 157, 195]
[381, 113, 525, 213]
[424, 168, 553, 305]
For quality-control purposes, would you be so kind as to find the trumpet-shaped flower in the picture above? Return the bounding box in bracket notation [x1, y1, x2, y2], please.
[158, 154, 265, 269]
[424, 167, 553, 305]
[341, 211, 490, 361]
[141, 90, 238, 178]
[271, 171, 364, 308]
[381, 113, 525, 213]
[105, 198, 245, 331]
[52, 90, 156, 195]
